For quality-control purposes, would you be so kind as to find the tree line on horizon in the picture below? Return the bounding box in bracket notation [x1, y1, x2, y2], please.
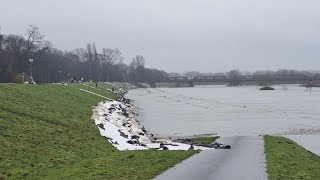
[0, 25, 318, 83]
[171, 69, 318, 79]
[0, 25, 168, 83]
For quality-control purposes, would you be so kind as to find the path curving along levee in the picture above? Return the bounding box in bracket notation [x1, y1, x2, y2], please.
[154, 136, 268, 180]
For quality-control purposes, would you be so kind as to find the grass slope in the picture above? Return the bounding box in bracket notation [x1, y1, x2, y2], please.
[190, 136, 220, 144]
[68, 83, 116, 99]
[0, 84, 195, 179]
[264, 135, 320, 180]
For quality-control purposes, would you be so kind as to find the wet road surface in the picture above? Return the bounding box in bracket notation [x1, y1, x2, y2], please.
[154, 136, 267, 180]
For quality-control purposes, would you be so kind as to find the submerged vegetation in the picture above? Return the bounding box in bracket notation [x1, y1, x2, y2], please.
[259, 86, 275, 90]
[190, 136, 220, 144]
[264, 135, 320, 180]
[0, 84, 195, 179]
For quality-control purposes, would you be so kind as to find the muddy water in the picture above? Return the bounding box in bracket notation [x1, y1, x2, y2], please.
[126, 85, 320, 137]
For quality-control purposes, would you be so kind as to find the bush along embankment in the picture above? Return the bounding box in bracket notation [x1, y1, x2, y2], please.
[259, 86, 275, 90]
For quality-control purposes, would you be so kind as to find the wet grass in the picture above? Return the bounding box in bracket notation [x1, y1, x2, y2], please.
[190, 136, 220, 144]
[86, 82, 118, 90]
[264, 135, 320, 180]
[68, 83, 116, 99]
[0, 84, 195, 179]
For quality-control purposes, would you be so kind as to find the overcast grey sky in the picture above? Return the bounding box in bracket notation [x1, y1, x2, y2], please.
[1, 0, 320, 73]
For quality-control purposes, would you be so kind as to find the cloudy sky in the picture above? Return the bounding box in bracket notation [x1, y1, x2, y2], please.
[1, 0, 320, 73]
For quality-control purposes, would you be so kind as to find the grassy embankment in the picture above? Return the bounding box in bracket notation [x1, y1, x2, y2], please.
[0, 83, 195, 179]
[265, 135, 320, 180]
[190, 136, 220, 144]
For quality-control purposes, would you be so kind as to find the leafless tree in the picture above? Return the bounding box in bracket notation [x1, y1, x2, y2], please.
[101, 48, 123, 81]
[226, 69, 241, 79]
[92, 43, 100, 81]
[101, 48, 122, 65]
[131, 55, 145, 68]
[0, 25, 170, 83]
[86, 43, 93, 80]
[0, 26, 3, 50]
[73, 48, 87, 62]
[24, 25, 46, 59]
[129, 55, 146, 82]
[226, 69, 241, 86]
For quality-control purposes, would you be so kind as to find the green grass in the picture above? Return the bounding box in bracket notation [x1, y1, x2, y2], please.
[0, 84, 195, 179]
[190, 136, 219, 144]
[86, 82, 117, 89]
[264, 135, 320, 180]
[68, 83, 116, 99]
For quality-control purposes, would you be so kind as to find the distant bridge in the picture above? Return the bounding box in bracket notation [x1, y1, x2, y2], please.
[150, 74, 320, 87]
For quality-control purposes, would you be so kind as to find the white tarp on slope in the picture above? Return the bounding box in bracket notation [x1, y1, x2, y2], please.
[92, 100, 209, 151]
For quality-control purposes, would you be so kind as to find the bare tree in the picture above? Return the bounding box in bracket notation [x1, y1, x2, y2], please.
[86, 43, 93, 80]
[131, 55, 145, 68]
[226, 69, 241, 79]
[0, 26, 3, 50]
[0, 26, 170, 83]
[226, 69, 241, 86]
[129, 55, 146, 82]
[73, 48, 87, 62]
[101, 48, 122, 65]
[101, 48, 122, 81]
[1, 35, 27, 80]
[92, 43, 100, 81]
[24, 25, 45, 59]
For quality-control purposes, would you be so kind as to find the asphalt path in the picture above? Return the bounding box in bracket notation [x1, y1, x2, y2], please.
[154, 136, 268, 180]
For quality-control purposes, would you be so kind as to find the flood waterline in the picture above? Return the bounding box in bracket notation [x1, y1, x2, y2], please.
[126, 85, 320, 137]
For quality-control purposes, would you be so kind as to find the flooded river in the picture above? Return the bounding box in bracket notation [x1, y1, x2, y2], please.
[126, 85, 320, 137]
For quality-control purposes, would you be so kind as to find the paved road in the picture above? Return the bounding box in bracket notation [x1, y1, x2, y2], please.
[154, 136, 268, 180]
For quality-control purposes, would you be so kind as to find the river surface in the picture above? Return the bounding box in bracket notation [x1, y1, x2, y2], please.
[126, 85, 320, 137]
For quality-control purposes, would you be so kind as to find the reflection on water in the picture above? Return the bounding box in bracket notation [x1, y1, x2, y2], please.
[126, 85, 320, 137]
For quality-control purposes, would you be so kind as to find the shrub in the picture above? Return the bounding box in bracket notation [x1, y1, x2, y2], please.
[14, 73, 25, 83]
[259, 86, 275, 90]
